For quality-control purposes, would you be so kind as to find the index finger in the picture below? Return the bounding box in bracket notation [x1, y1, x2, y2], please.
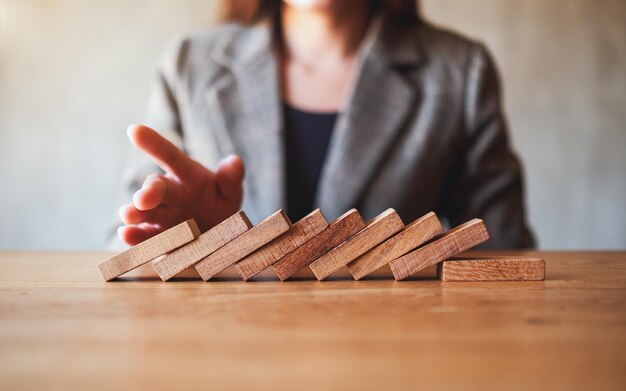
[127, 124, 200, 179]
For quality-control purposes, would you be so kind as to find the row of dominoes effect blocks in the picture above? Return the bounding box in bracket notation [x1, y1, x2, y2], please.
[99, 209, 545, 282]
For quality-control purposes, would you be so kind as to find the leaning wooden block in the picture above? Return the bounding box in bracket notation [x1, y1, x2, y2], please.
[273, 209, 366, 281]
[195, 210, 292, 281]
[438, 256, 545, 281]
[389, 218, 490, 280]
[235, 209, 328, 281]
[347, 211, 444, 280]
[309, 208, 404, 281]
[153, 211, 252, 281]
[98, 219, 200, 281]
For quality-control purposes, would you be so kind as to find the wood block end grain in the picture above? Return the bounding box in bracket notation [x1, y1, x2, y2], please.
[348, 211, 444, 280]
[235, 209, 328, 281]
[195, 209, 292, 281]
[310, 208, 404, 281]
[153, 211, 253, 281]
[438, 257, 545, 281]
[390, 218, 490, 281]
[98, 219, 200, 281]
[273, 209, 366, 281]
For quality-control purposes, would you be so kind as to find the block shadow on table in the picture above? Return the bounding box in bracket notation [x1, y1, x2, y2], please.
[116, 262, 437, 282]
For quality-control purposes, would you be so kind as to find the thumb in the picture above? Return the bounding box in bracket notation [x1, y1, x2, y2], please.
[216, 155, 245, 203]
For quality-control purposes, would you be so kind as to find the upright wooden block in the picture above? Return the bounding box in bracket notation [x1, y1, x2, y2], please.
[309, 208, 404, 281]
[153, 211, 252, 281]
[235, 209, 329, 281]
[98, 219, 200, 281]
[195, 210, 292, 281]
[438, 257, 545, 281]
[347, 212, 444, 280]
[273, 209, 366, 281]
[389, 218, 490, 281]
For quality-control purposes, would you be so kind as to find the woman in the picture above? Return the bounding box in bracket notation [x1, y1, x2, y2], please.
[117, 0, 535, 248]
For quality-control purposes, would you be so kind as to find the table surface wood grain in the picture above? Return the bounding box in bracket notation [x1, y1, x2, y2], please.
[0, 251, 625, 390]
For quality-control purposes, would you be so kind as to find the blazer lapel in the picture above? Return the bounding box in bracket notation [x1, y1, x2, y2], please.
[205, 22, 285, 223]
[316, 17, 424, 220]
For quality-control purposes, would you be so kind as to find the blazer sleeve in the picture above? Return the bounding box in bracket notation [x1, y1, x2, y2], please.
[439, 43, 535, 249]
[107, 40, 187, 248]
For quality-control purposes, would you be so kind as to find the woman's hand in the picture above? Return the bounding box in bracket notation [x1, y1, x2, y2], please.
[118, 125, 244, 246]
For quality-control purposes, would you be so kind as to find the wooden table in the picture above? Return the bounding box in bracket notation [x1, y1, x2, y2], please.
[0, 251, 624, 390]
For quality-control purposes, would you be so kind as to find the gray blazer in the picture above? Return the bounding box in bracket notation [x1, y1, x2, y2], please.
[123, 14, 535, 248]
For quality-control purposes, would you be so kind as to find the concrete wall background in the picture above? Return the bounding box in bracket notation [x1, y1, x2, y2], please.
[0, 0, 624, 250]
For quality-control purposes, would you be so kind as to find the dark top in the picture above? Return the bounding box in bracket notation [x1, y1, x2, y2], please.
[284, 103, 337, 222]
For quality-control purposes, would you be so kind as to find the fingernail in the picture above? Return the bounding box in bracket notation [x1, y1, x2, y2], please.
[132, 191, 143, 207]
[127, 125, 140, 141]
[118, 205, 127, 222]
[225, 155, 241, 166]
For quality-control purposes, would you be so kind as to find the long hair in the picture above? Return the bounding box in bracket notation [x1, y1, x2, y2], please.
[219, 0, 421, 27]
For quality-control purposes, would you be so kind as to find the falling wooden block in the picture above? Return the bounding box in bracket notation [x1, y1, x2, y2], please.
[273, 209, 366, 281]
[438, 256, 545, 281]
[309, 208, 404, 281]
[153, 211, 252, 281]
[195, 210, 292, 281]
[235, 209, 329, 281]
[98, 219, 200, 281]
[347, 212, 444, 280]
[389, 218, 490, 280]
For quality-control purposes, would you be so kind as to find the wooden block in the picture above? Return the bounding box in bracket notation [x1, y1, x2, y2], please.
[195, 210, 292, 281]
[389, 218, 490, 281]
[153, 211, 252, 281]
[273, 209, 366, 281]
[438, 256, 545, 281]
[235, 209, 329, 281]
[309, 208, 404, 281]
[347, 211, 444, 280]
[98, 219, 200, 281]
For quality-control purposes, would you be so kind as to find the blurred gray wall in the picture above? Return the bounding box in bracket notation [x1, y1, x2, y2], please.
[0, 0, 624, 250]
